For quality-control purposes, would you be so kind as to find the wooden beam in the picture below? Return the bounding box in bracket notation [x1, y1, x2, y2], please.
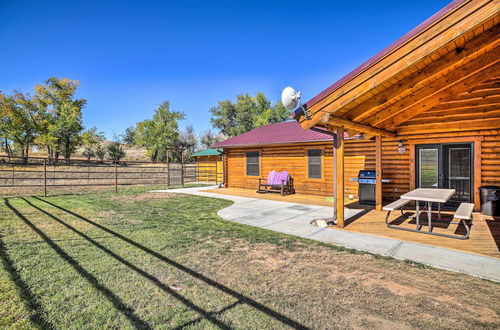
[369, 45, 499, 128]
[346, 26, 500, 122]
[335, 126, 345, 228]
[375, 136, 382, 211]
[327, 115, 398, 138]
[378, 55, 500, 129]
[299, 1, 497, 129]
[415, 103, 500, 117]
[402, 108, 500, 126]
[438, 94, 500, 107]
[396, 117, 500, 135]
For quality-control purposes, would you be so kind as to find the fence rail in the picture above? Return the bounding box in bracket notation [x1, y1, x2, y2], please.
[0, 155, 220, 196]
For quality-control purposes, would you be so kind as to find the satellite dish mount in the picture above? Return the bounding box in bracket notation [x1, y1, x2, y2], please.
[281, 86, 310, 120]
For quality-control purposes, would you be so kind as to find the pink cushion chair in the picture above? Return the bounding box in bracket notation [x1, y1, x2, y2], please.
[257, 170, 294, 196]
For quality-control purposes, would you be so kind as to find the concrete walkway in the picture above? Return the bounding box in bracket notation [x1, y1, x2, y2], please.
[151, 186, 500, 282]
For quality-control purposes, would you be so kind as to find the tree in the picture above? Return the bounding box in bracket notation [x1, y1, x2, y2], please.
[95, 144, 106, 162]
[177, 125, 198, 158]
[209, 92, 289, 137]
[35, 77, 86, 160]
[0, 91, 41, 160]
[121, 126, 136, 145]
[82, 147, 95, 160]
[81, 127, 105, 148]
[199, 129, 226, 149]
[134, 101, 184, 162]
[107, 141, 126, 162]
[0, 93, 14, 155]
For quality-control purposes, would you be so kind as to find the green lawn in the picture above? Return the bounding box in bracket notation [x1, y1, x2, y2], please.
[1, 187, 498, 329]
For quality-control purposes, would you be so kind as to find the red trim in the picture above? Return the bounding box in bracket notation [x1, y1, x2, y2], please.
[305, 0, 468, 108]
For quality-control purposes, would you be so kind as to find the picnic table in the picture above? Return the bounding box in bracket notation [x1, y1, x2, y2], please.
[400, 188, 455, 232]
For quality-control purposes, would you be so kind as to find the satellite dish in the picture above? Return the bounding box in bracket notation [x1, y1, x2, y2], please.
[281, 86, 301, 110]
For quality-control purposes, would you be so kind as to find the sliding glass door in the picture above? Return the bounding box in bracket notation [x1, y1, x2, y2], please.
[416, 143, 472, 207]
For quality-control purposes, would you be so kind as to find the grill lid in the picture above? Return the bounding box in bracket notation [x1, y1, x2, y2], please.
[358, 170, 376, 179]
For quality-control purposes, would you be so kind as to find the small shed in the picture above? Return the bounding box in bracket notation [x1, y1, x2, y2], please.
[190, 149, 223, 183]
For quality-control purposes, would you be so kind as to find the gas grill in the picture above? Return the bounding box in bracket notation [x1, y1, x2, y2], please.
[350, 170, 389, 205]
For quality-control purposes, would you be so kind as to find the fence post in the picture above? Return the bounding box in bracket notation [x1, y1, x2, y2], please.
[181, 150, 184, 187]
[43, 159, 47, 197]
[114, 162, 118, 193]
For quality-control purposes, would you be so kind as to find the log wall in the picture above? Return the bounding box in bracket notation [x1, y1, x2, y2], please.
[223, 129, 500, 206]
[224, 142, 334, 196]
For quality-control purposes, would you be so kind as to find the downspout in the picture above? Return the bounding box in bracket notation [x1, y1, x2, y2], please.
[217, 148, 225, 188]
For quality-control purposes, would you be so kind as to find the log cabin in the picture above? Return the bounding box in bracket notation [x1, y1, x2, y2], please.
[212, 121, 345, 196]
[214, 0, 499, 228]
[289, 0, 499, 227]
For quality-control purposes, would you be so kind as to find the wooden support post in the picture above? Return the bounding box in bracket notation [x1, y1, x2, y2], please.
[114, 162, 118, 193]
[43, 159, 47, 197]
[181, 149, 185, 187]
[375, 135, 383, 211]
[336, 126, 345, 228]
[166, 150, 170, 188]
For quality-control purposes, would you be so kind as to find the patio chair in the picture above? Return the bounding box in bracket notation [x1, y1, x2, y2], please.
[257, 171, 294, 196]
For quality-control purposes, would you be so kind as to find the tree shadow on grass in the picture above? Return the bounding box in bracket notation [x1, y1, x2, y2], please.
[20, 197, 233, 329]
[3, 198, 151, 330]
[32, 196, 310, 330]
[0, 234, 54, 329]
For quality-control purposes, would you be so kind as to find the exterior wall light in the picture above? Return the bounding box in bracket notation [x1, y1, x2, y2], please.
[397, 139, 406, 154]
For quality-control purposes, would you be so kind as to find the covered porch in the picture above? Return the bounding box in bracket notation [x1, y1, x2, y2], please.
[203, 187, 500, 258]
[291, 2, 499, 227]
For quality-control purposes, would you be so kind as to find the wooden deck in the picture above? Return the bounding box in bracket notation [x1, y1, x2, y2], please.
[203, 188, 500, 258]
[203, 187, 334, 207]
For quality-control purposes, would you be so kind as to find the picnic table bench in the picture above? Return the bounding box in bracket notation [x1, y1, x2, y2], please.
[383, 188, 473, 239]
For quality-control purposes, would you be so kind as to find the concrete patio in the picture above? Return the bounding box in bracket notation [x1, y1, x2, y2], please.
[152, 186, 500, 282]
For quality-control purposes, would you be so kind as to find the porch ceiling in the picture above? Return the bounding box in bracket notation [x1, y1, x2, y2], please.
[298, 0, 499, 138]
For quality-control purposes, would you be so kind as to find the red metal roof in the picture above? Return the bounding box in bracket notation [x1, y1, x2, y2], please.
[305, 0, 468, 108]
[211, 121, 338, 148]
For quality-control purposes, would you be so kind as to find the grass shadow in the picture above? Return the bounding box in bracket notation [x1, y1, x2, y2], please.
[0, 234, 54, 329]
[33, 196, 310, 330]
[3, 198, 151, 329]
[21, 197, 233, 329]
[172, 300, 242, 330]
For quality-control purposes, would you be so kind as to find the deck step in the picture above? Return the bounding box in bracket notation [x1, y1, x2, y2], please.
[382, 199, 411, 211]
[454, 203, 474, 220]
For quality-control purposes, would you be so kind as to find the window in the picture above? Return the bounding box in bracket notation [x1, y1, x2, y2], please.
[246, 151, 260, 176]
[308, 149, 322, 179]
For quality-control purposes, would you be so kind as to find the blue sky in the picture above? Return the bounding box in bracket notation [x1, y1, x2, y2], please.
[0, 0, 450, 139]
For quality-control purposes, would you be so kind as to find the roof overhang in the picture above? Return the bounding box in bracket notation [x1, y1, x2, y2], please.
[297, 0, 499, 138]
[210, 139, 334, 149]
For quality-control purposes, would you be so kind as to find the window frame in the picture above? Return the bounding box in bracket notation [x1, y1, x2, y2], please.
[245, 150, 261, 177]
[305, 146, 325, 181]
